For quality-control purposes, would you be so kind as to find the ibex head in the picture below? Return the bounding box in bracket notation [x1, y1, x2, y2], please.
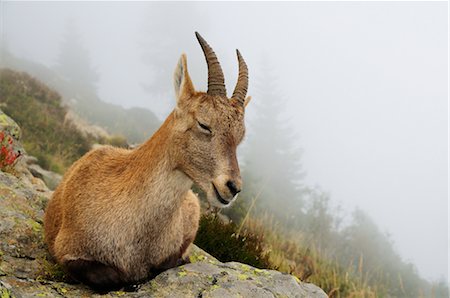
[172, 32, 250, 208]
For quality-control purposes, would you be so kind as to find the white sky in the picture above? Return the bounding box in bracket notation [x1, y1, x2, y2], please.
[2, 1, 448, 282]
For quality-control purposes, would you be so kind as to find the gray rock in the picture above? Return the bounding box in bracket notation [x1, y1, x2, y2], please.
[27, 164, 62, 191]
[0, 159, 327, 298]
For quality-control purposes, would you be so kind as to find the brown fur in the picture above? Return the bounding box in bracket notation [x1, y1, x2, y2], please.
[44, 41, 249, 291]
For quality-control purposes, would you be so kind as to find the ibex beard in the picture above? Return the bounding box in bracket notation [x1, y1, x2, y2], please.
[43, 32, 251, 292]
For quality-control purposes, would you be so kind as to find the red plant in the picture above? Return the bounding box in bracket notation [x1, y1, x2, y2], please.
[0, 132, 21, 170]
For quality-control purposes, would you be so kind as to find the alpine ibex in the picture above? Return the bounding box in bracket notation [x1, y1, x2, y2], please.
[44, 32, 250, 292]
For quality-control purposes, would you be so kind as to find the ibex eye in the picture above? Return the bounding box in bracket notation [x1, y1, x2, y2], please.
[197, 121, 212, 133]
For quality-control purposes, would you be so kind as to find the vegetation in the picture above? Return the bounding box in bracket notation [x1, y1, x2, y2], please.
[0, 131, 21, 171]
[197, 207, 449, 297]
[0, 69, 126, 173]
[1, 48, 160, 144]
[0, 69, 92, 173]
[195, 214, 270, 269]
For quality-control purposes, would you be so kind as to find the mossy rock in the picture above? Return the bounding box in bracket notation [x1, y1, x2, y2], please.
[0, 110, 21, 141]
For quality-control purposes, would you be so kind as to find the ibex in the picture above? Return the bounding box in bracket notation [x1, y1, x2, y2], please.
[44, 32, 250, 292]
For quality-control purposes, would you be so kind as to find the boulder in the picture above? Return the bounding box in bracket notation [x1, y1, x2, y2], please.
[27, 163, 62, 191]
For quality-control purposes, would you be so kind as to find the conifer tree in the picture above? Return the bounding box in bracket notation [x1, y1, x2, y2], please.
[231, 61, 306, 224]
[54, 20, 99, 97]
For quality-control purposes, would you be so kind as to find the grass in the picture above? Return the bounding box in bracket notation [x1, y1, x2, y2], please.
[194, 214, 271, 269]
[196, 210, 434, 297]
[243, 214, 381, 297]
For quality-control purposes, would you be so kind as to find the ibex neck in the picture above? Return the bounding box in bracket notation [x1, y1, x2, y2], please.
[133, 111, 177, 168]
[127, 111, 192, 205]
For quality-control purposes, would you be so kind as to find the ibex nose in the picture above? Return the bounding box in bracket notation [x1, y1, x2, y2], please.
[226, 180, 241, 197]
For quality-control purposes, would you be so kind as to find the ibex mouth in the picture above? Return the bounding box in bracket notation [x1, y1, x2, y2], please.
[212, 184, 230, 206]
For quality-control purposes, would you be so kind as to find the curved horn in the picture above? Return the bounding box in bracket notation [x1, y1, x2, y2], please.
[232, 49, 248, 105]
[195, 32, 226, 96]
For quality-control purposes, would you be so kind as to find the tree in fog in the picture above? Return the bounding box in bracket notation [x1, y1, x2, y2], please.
[54, 19, 99, 97]
[300, 187, 342, 253]
[231, 61, 306, 223]
[338, 208, 430, 297]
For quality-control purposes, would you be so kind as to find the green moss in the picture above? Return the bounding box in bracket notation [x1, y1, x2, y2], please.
[178, 269, 187, 277]
[54, 286, 68, 295]
[149, 280, 158, 290]
[210, 284, 220, 290]
[189, 250, 206, 263]
[0, 288, 11, 298]
[0, 113, 9, 124]
[27, 218, 42, 233]
[39, 258, 66, 282]
[253, 268, 270, 277]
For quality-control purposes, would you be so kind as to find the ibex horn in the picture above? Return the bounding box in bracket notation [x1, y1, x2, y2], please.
[232, 49, 248, 106]
[195, 32, 226, 97]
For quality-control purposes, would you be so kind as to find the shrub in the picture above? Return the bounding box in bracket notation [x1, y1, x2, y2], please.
[0, 131, 21, 171]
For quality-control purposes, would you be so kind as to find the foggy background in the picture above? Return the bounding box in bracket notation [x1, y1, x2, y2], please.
[1, 1, 447, 283]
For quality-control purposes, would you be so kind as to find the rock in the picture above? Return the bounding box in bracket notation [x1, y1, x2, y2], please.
[64, 110, 110, 140]
[0, 109, 61, 190]
[0, 109, 21, 142]
[0, 159, 327, 298]
[146, 261, 327, 297]
[27, 164, 62, 191]
[22, 155, 38, 166]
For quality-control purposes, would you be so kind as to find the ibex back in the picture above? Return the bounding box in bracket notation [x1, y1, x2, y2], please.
[43, 32, 251, 292]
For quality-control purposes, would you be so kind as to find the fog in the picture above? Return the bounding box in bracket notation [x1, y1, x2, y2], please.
[2, 1, 447, 282]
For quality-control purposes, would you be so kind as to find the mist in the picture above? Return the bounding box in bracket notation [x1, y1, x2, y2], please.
[2, 1, 447, 284]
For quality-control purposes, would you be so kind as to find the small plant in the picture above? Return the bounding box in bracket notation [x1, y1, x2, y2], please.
[194, 214, 271, 269]
[0, 131, 21, 170]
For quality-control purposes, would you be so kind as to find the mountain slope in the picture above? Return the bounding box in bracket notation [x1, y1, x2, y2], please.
[0, 69, 92, 173]
[0, 50, 160, 143]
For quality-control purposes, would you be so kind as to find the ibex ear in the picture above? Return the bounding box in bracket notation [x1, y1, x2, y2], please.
[174, 54, 195, 105]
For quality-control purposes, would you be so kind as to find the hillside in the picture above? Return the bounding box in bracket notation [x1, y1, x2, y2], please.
[0, 50, 160, 143]
[0, 69, 94, 173]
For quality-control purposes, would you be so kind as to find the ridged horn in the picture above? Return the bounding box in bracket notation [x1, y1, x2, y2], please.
[232, 49, 248, 105]
[195, 32, 226, 97]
